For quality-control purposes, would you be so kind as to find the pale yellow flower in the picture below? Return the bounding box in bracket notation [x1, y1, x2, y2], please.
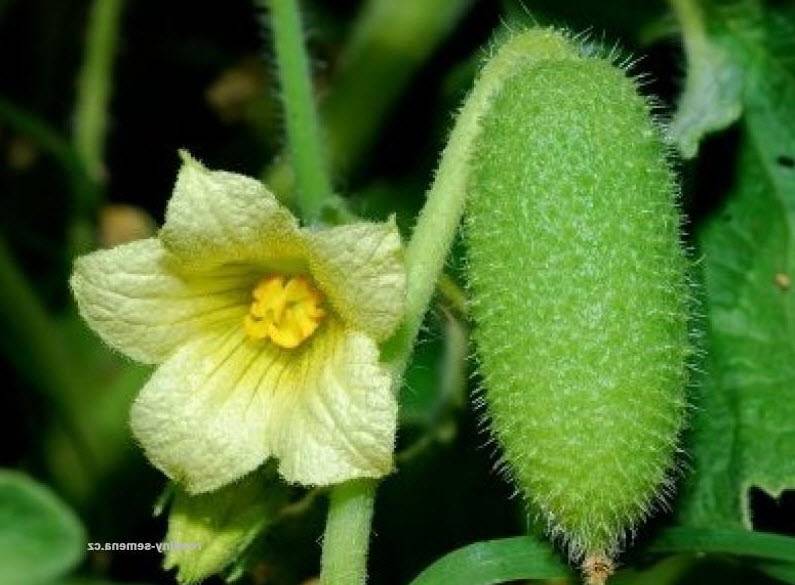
[70, 153, 405, 493]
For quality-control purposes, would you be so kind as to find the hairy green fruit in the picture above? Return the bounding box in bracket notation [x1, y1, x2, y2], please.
[465, 35, 689, 575]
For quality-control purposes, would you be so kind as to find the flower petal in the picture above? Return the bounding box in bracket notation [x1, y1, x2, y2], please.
[160, 152, 304, 269]
[130, 325, 277, 494]
[130, 319, 396, 492]
[307, 217, 406, 341]
[272, 319, 397, 484]
[70, 238, 255, 364]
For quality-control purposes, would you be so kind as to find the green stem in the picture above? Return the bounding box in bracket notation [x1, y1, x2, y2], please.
[382, 31, 568, 374]
[320, 480, 377, 585]
[262, 0, 333, 222]
[73, 0, 125, 189]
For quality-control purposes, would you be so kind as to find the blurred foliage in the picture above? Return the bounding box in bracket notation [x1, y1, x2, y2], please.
[0, 0, 793, 584]
[676, 0, 795, 528]
[0, 471, 86, 584]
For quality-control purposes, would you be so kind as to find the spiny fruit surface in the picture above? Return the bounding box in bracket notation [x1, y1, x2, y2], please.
[465, 48, 689, 565]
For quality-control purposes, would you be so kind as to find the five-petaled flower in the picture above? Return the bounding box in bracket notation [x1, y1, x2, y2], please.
[71, 152, 406, 493]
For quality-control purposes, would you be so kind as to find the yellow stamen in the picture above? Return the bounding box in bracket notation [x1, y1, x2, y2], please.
[244, 274, 326, 348]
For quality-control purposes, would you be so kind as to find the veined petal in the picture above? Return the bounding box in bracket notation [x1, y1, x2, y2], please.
[130, 319, 396, 492]
[130, 325, 277, 494]
[307, 217, 406, 341]
[272, 319, 397, 484]
[161, 152, 305, 269]
[70, 238, 254, 364]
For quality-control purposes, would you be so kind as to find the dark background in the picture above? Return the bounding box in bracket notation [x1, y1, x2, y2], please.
[0, 1, 792, 584]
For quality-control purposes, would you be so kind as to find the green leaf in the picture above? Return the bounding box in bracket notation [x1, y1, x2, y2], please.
[610, 555, 696, 585]
[668, 0, 750, 158]
[0, 470, 86, 584]
[650, 528, 795, 563]
[679, 1, 795, 528]
[407, 536, 570, 585]
[758, 562, 795, 585]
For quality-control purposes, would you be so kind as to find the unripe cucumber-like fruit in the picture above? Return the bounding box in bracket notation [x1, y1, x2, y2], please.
[465, 35, 689, 579]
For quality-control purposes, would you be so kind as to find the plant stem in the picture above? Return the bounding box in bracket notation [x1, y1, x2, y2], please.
[382, 32, 556, 375]
[262, 0, 333, 222]
[320, 480, 377, 585]
[73, 0, 126, 188]
[262, 1, 371, 578]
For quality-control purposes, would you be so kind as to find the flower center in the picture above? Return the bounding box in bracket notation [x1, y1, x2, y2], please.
[244, 274, 326, 348]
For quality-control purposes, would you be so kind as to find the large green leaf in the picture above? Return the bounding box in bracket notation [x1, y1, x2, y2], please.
[0, 471, 86, 584]
[406, 536, 570, 585]
[680, 5, 795, 527]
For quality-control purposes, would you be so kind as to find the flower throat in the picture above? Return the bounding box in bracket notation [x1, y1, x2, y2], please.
[244, 275, 326, 348]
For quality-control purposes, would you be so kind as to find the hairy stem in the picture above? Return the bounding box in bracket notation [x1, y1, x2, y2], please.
[263, 1, 371, 579]
[262, 0, 333, 222]
[382, 31, 568, 374]
[320, 479, 377, 585]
